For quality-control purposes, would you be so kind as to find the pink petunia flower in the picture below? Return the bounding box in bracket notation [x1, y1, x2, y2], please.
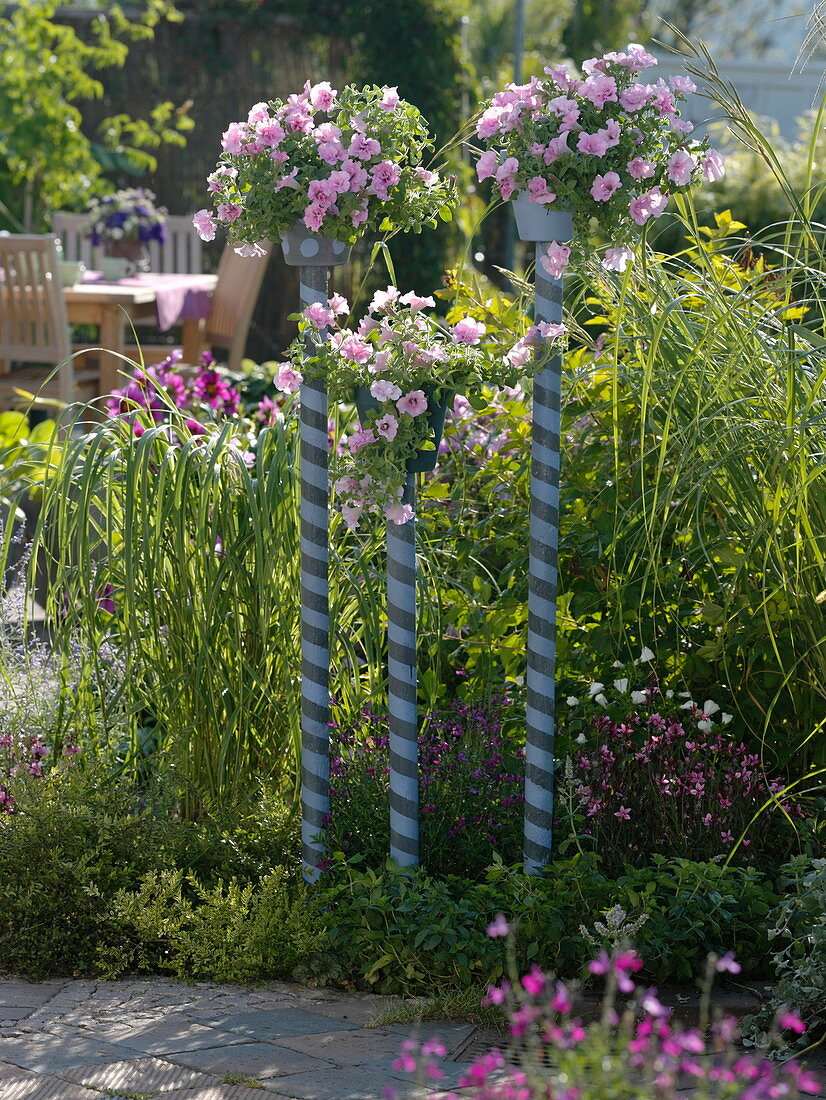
[396, 390, 428, 417]
[451, 317, 486, 345]
[590, 171, 621, 202]
[540, 241, 571, 280]
[193, 209, 217, 242]
[275, 363, 303, 393]
[385, 501, 415, 525]
[379, 86, 400, 111]
[370, 379, 402, 402]
[375, 414, 398, 441]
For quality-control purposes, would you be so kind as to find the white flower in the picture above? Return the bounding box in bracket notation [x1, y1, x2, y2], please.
[678, 691, 692, 698]
[613, 678, 629, 693]
[697, 719, 712, 732]
[665, 689, 674, 698]
[680, 700, 695, 710]
[566, 696, 579, 706]
[631, 690, 648, 704]
[612, 660, 624, 668]
[639, 646, 655, 662]
[721, 712, 733, 725]
[575, 732, 587, 744]
[588, 682, 605, 696]
[702, 700, 720, 715]
[594, 693, 609, 708]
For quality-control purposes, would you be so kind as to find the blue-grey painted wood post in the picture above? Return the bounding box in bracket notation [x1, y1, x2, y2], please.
[387, 473, 419, 866]
[298, 264, 333, 883]
[524, 216, 571, 873]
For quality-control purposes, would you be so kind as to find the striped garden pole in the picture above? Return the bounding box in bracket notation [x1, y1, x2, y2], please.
[298, 263, 332, 882]
[522, 211, 572, 874]
[386, 473, 419, 867]
[280, 225, 350, 884]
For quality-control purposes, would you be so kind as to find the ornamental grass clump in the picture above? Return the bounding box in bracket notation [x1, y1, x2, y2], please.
[195, 82, 456, 250]
[277, 287, 564, 527]
[392, 937, 822, 1100]
[325, 697, 524, 876]
[562, 671, 805, 873]
[474, 43, 724, 270]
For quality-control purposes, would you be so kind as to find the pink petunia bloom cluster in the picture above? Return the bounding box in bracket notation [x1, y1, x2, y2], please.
[277, 287, 510, 530]
[390, 948, 821, 1100]
[474, 45, 724, 273]
[195, 83, 456, 251]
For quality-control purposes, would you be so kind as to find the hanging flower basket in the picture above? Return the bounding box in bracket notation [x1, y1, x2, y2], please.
[279, 222, 351, 268]
[194, 82, 457, 256]
[355, 385, 448, 474]
[512, 195, 573, 244]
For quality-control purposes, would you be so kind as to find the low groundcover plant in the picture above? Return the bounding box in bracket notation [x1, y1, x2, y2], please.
[390, 932, 821, 1099]
[195, 82, 456, 250]
[474, 43, 724, 272]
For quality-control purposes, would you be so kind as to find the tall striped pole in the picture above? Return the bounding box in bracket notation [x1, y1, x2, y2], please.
[387, 473, 419, 867]
[524, 221, 570, 874]
[299, 264, 332, 883]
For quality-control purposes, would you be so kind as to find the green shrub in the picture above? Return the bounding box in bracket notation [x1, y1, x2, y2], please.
[743, 857, 826, 1051]
[307, 854, 779, 994]
[99, 868, 319, 983]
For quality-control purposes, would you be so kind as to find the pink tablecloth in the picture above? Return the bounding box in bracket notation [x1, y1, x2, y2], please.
[82, 272, 215, 331]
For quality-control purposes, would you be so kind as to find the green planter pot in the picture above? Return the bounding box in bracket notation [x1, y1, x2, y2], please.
[354, 386, 449, 474]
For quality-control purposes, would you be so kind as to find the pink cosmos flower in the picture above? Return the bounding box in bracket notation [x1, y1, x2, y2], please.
[348, 133, 381, 161]
[627, 156, 655, 180]
[339, 335, 372, 364]
[667, 149, 697, 186]
[487, 914, 510, 938]
[396, 390, 428, 417]
[702, 149, 725, 181]
[603, 245, 634, 272]
[275, 363, 303, 393]
[590, 171, 621, 202]
[370, 379, 402, 402]
[385, 501, 414, 525]
[451, 317, 486, 345]
[309, 81, 336, 111]
[193, 209, 217, 242]
[476, 150, 499, 182]
[540, 241, 571, 280]
[379, 86, 400, 111]
[375, 413, 399, 441]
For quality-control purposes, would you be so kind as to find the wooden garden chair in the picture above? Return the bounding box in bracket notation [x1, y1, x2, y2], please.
[0, 234, 81, 408]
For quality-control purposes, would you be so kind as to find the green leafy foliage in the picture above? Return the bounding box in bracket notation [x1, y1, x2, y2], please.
[0, 0, 191, 231]
[307, 855, 778, 993]
[743, 857, 826, 1050]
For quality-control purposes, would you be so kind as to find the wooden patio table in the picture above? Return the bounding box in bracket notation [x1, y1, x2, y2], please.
[63, 270, 218, 397]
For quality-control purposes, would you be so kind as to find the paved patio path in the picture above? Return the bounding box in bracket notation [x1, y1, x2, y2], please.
[0, 977, 478, 1100]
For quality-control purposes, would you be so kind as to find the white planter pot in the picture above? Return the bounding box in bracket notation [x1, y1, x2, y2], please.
[512, 193, 573, 243]
[279, 223, 352, 267]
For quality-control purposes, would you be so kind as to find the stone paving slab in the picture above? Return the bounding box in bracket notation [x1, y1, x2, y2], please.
[263, 1065, 437, 1099]
[102, 1016, 252, 1055]
[167, 1041, 330, 1080]
[57, 1055, 219, 1094]
[158, 1087, 290, 1100]
[0, 1035, 145, 1073]
[0, 1067, 33, 1082]
[213, 1009, 357, 1041]
[0, 1077, 102, 1100]
[273, 1027, 406, 1066]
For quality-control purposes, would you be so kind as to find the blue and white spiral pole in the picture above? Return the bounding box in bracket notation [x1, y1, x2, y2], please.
[280, 227, 350, 884]
[387, 474, 419, 867]
[512, 196, 573, 874]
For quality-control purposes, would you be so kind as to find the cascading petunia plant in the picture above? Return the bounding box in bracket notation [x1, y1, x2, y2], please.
[473, 43, 725, 274]
[274, 286, 566, 529]
[193, 81, 457, 252]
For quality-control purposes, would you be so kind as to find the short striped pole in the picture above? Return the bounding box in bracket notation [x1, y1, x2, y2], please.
[524, 237, 567, 873]
[387, 473, 419, 867]
[299, 264, 332, 883]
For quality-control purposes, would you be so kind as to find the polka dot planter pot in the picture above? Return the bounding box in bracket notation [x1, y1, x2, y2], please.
[279, 223, 352, 267]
